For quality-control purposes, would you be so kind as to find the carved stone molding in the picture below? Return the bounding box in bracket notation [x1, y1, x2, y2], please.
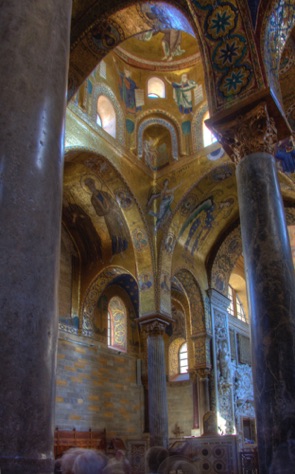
[218, 102, 277, 164]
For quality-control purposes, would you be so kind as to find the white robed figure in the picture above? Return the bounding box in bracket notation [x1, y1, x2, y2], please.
[165, 73, 197, 114]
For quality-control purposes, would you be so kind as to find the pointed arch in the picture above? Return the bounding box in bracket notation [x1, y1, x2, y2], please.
[174, 269, 207, 336]
[63, 147, 156, 315]
[173, 268, 210, 369]
[210, 226, 243, 296]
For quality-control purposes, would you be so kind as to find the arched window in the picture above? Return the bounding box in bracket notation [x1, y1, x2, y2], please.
[107, 296, 127, 352]
[147, 77, 165, 98]
[228, 285, 247, 323]
[179, 342, 188, 374]
[202, 111, 217, 147]
[97, 95, 116, 138]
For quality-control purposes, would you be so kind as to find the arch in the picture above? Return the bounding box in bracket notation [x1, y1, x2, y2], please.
[63, 148, 156, 315]
[210, 206, 295, 296]
[190, 0, 264, 113]
[210, 226, 243, 295]
[260, 0, 295, 98]
[82, 267, 137, 336]
[173, 268, 210, 370]
[137, 117, 179, 160]
[91, 83, 125, 145]
[174, 269, 206, 336]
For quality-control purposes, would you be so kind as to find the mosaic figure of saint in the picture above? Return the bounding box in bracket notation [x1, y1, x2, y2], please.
[143, 137, 158, 170]
[113, 58, 141, 114]
[136, 29, 185, 62]
[165, 74, 197, 114]
[140, 274, 152, 291]
[84, 177, 128, 256]
[160, 274, 170, 293]
[148, 179, 179, 232]
[133, 230, 148, 252]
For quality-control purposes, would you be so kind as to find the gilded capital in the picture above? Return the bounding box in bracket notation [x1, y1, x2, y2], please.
[216, 102, 277, 164]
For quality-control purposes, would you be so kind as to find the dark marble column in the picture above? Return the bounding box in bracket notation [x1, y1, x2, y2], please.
[0, 2, 72, 473]
[140, 316, 170, 448]
[237, 151, 295, 473]
[208, 100, 295, 473]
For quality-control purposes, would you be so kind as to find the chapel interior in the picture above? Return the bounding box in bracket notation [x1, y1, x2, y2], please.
[1, 1, 295, 474]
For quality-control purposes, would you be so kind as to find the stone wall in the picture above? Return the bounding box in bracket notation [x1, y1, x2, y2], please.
[167, 381, 193, 438]
[55, 333, 144, 441]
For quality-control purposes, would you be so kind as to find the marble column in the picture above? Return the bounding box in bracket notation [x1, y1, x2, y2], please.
[209, 100, 295, 473]
[196, 369, 211, 434]
[0, 2, 72, 473]
[237, 150, 295, 473]
[139, 316, 170, 448]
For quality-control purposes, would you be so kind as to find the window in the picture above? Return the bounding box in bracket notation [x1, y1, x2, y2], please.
[228, 285, 247, 323]
[97, 95, 116, 138]
[147, 77, 165, 98]
[179, 342, 188, 374]
[107, 296, 127, 352]
[202, 111, 217, 147]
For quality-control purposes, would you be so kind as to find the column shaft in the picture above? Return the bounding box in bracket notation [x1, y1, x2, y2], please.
[237, 152, 295, 473]
[147, 333, 169, 447]
[0, 1, 72, 473]
[198, 376, 210, 433]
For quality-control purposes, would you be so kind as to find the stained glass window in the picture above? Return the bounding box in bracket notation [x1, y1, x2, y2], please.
[107, 296, 127, 352]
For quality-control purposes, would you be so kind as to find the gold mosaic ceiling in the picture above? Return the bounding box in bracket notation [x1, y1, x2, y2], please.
[65, 2, 295, 317]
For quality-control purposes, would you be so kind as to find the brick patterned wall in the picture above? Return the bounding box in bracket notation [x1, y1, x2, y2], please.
[55, 335, 144, 441]
[167, 381, 193, 437]
[59, 230, 73, 318]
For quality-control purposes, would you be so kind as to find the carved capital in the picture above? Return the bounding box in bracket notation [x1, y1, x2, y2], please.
[217, 102, 277, 164]
[206, 88, 291, 164]
[189, 367, 211, 382]
[196, 367, 212, 380]
[139, 314, 171, 336]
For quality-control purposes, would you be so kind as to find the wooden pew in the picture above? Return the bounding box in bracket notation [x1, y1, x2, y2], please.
[54, 427, 107, 458]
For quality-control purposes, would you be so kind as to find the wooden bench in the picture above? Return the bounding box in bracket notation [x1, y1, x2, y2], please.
[54, 427, 107, 458]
